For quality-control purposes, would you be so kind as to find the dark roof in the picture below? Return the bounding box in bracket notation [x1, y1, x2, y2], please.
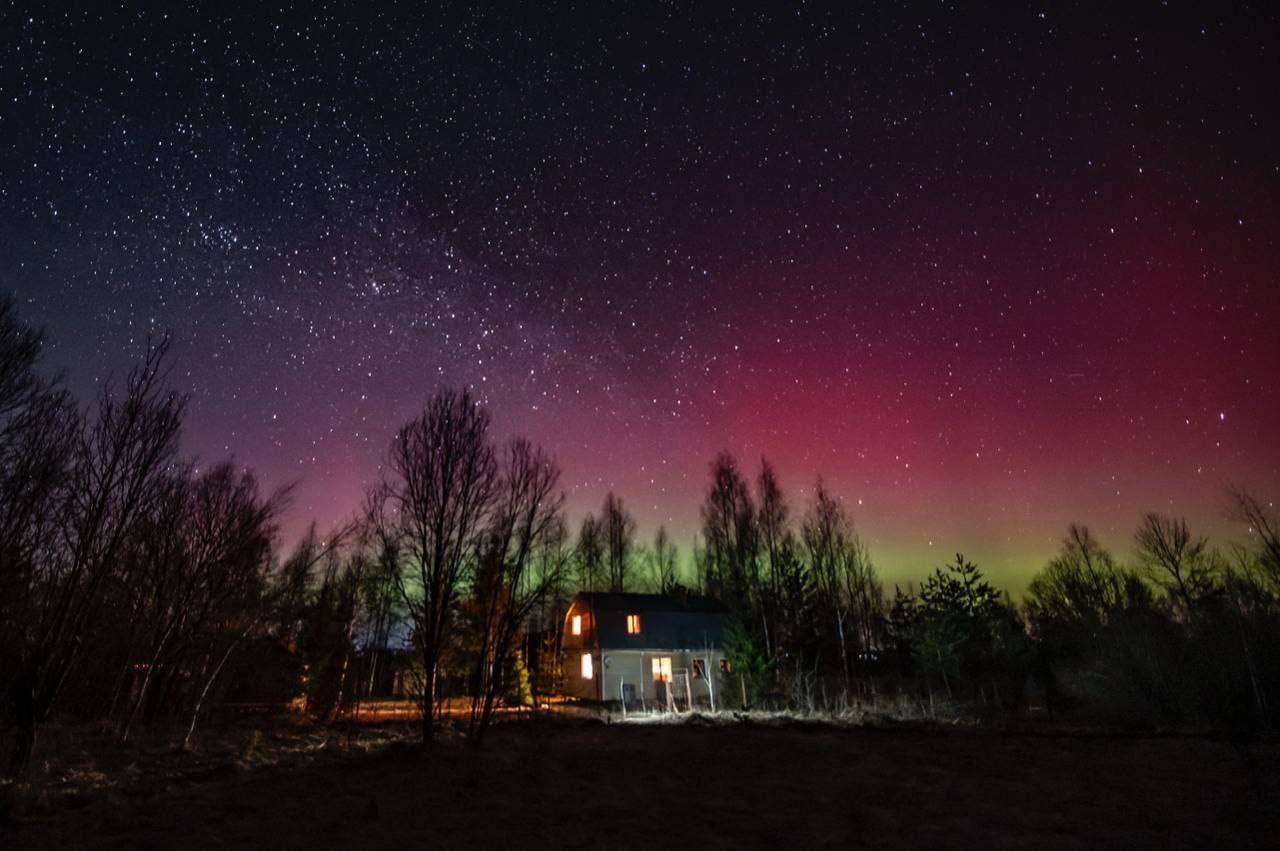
[576, 592, 727, 615]
[573, 592, 728, 650]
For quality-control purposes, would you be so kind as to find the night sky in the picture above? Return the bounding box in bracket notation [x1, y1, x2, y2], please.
[2, 4, 1277, 590]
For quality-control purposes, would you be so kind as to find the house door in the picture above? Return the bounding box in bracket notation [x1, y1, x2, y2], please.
[651, 656, 672, 708]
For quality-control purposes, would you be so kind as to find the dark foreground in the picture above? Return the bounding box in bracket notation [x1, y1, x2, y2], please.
[4, 718, 1277, 848]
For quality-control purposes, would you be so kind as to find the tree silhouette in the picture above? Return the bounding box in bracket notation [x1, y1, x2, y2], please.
[466, 437, 564, 744]
[1135, 513, 1221, 616]
[700, 452, 761, 642]
[574, 513, 605, 592]
[369, 387, 497, 744]
[6, 335, 184, 774]
[649, 525, 679, 593]
[601, 491, 635, 592]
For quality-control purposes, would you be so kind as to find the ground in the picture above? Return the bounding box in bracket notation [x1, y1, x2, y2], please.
[3, 716, 1276, 848]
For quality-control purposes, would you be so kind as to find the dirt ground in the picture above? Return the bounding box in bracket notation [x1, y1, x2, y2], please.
[3, 716, 1277, 848]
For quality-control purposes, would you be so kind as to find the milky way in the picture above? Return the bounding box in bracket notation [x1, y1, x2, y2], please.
[2, 4, 1277, 588]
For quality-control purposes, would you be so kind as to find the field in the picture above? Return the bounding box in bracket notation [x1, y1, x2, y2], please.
[3, 716, 1276, 848]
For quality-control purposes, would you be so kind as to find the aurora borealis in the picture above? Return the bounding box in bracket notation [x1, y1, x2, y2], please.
[2, 4, 1276, 590]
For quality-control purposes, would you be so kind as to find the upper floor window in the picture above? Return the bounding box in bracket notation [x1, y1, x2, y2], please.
[626, 613, 641, 634]
[571, 614, 582, 636]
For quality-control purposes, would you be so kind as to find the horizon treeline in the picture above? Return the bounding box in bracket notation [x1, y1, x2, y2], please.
[3, 303, 1279, 777]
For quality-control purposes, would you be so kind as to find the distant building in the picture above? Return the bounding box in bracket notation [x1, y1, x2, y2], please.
[560, 591, 730, 710]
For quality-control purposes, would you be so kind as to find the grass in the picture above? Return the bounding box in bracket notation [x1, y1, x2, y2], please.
[3, 713, 1277, 848]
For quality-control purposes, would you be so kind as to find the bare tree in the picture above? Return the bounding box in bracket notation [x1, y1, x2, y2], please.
[466, 437, 565, 745]
[601, 491, 636, 592]
[7, 337, 184, 774]
[294, 527, 379, 722]
[116, 463, 284, 741]
[357, 529, 407, 702]
[649, 525, 679, 593]
[1134, 513, 1220, 616]
[700, 452, 763, 646]
[527, 513, 573, 702]
[1229, 486, 1280, 589]
[802, 480, 879, 692]
[0, 300, 79, 775]
[756, 458, 788, 659]
[247, 521, 356, 726]
[0, 302, 77, 592]
[171, 467, 291, 742]
[1025, 525, 1137, 630]
[574, 513, 605, 592]
[370, 387, 497, 743]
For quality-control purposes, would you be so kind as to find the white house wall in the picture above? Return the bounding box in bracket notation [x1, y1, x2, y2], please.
[598, 649, 726, 706]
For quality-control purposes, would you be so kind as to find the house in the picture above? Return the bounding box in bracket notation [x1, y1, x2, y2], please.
[561, 591, 730, 711]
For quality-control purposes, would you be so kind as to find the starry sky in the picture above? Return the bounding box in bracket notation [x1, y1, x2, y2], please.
[2, 3, 1277, 590]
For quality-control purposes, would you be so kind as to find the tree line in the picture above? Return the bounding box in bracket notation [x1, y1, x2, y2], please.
[680, 452, 1280, 742]
[3, 299, 1278, 776]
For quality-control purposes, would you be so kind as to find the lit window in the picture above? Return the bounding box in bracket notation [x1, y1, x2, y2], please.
[581, 652, 593, 680]
[571, 614, 582, 636]
[651, 656, 672, 682]
[626, 614, 641, 634]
